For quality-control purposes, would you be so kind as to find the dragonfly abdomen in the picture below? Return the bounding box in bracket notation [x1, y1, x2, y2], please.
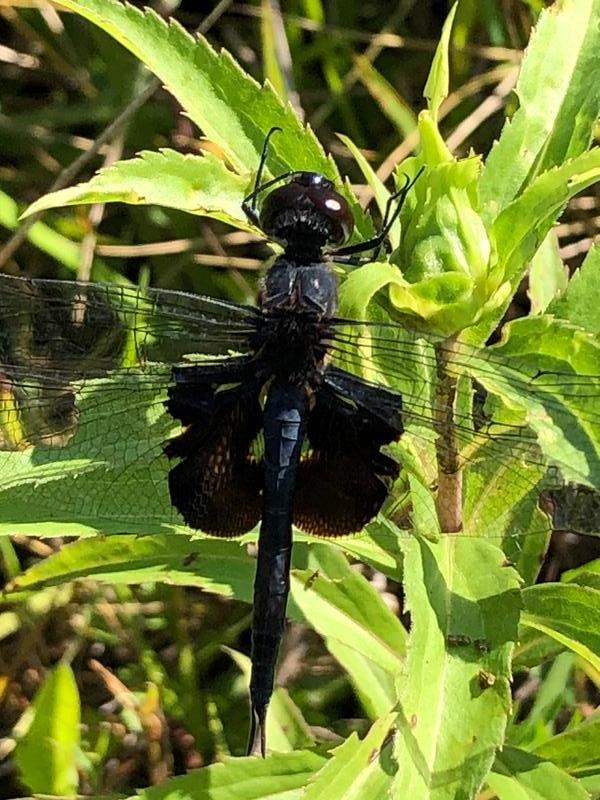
[248, 378, 309, 757]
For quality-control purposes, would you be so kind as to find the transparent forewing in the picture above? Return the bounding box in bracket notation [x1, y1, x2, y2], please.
[0, 274, 260, 447]
[0, 274, 259, 373]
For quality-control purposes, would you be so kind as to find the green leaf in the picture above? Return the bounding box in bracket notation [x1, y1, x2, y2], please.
[14, 663, 81, 795]
[3, 534, 404, 671]
[528, 231, 568, 315]
[533, 713, 600, 772]
[0, 373, 181, 537]
[578, 770, 600, 798]
[333, 518, 404, 584]
[53, 0, 330, 179]
[488, 745, 590, 800]
[136, 750, 327, 800]
[3, 534, 256, 603]
[338, 258, 497, 336]
[266, 690, 316, 754]
[471, 315, 600, 488]
[423, 3, 458, 120]
[303, 715, 397, 799]
[549, 244, 600, 334]
[338, 260, 404, 322]
[0, 535, 20, 580]
[563, 558, 600, 590]
[463, 437, 549, 585]
[22, 150, 250, 229]
[337, 133, 400, 248]
[513, 625, 565, 672]
[290, 544, 406, 718]
[376, 144, 506, 335]
[28, 2, 372, 240]
[492, 147, 600, 292]
[480, 0, 600, 223]
[391, 535, 521, 799]
[509, 652, 575, 749]
[521, 583, 600, 672]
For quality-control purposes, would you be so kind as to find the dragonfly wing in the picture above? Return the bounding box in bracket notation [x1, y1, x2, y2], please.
[165, 360, 264, 536]
[294, 366, 402, 537]
[0, 274, 260, 446]
[0, 273, 259, 373]
[328, 314, 600, 489]
[326, 315, 600, 545]
[0, 274, 261, 534]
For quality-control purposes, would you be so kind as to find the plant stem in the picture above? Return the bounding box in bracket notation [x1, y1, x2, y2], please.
[434, 337, 463, 533]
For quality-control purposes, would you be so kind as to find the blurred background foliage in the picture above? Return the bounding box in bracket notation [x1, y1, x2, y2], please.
[1, 0, 599, 796]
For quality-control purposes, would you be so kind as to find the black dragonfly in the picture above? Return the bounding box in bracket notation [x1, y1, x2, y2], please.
[0, 127, 416, 756]
[1, 128, 599, 756]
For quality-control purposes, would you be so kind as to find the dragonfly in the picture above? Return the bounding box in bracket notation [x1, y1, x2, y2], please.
[1, 128, 599, 756]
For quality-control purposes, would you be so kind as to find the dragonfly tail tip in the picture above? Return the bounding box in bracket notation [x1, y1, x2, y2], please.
[247, 703, 267, 757]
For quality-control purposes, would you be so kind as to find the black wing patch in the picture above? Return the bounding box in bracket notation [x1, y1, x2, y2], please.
[294, 368, 402, 537]
[164, 361, 263, 536]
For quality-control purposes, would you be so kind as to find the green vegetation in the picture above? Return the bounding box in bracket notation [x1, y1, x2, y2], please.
[1, 1, 600, 798]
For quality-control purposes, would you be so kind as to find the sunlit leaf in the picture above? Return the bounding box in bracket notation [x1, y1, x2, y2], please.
[392, 535, 521, 799]
[14, 663, 81, 796]
[549, 244, 600, 334]
[423, 3, 458, 120]
[22, 150, 251, 230]
[303, 715, 397, 799]
[291, 544, 406, 718]
[136, 750, 327, 800]
[488, 745, 590, 800]
[480, 0, 600, 221]
[521, 583, 600, 672]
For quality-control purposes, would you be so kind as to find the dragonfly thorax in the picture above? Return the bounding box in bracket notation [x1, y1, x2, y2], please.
[257, 259, 336, 385]
[261, 258, 337, 318]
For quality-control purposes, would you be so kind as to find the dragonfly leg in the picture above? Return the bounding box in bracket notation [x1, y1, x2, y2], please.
[329, 167, 424, 259]
[242, 127, 300, 227]
[329, 253, 385, 267]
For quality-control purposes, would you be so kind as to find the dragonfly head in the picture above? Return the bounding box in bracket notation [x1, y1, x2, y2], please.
[259, 172, 354, 257]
